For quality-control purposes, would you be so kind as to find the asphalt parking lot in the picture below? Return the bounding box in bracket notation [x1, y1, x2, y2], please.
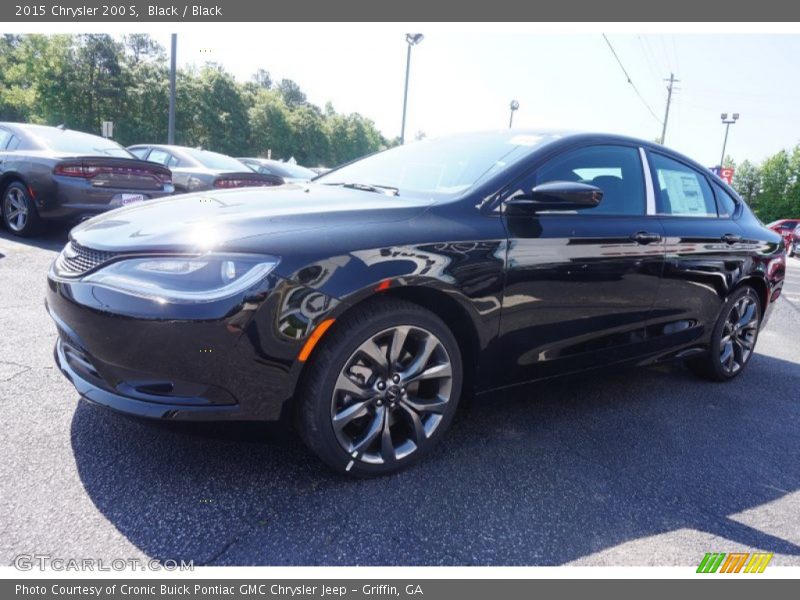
[1, 227, 798, 567]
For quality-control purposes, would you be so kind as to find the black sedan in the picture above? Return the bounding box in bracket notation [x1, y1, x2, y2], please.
[127, 145, 282, 192]
[0, 123, 174, 237]
[47, 131, 786, 476]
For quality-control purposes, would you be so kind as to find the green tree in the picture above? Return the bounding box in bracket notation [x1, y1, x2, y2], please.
[277, 78, 307, 108]
[756, 150, 792, 223]
[731, 160, 761, 206]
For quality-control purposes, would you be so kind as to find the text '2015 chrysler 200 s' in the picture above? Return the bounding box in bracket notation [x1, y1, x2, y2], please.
[47, 131, 786, 476]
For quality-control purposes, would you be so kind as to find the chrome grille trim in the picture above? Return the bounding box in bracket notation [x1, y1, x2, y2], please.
[55, 240, 120, 277]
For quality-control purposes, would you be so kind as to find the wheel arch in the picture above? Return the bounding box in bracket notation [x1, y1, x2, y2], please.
[0, 171, 29, 198]
[734, 274, 769, 316]
[294, 283, 482, 403]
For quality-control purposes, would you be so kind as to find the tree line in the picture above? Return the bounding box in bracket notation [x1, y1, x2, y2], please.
[0, 34, 392, 166]
[728, 147, 800, 224]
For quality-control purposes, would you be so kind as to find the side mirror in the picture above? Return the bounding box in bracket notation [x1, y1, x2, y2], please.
[505, 181, 603, 214]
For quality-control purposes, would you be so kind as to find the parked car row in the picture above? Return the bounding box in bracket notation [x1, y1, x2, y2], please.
[767, 219, 800, 256]
[0, 122, 318, 237]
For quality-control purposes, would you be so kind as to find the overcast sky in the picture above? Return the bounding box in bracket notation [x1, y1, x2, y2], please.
[147, 28, 800, 167]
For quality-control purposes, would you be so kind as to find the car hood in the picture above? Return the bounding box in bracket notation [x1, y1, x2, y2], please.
[70, 183, 435, 253]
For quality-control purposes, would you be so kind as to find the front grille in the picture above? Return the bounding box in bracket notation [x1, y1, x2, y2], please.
[56, 241, 120, 276]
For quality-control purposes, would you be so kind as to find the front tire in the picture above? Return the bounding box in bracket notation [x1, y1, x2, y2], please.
[2, 182, 41, 237]
[687, 286, 761, 381]
[296, 299, 463, 477]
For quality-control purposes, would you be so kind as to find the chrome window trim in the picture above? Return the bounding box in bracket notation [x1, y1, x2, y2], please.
[640, 147, 656, 215]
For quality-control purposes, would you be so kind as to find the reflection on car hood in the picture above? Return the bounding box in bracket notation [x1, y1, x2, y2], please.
[70, 183, 435, 253]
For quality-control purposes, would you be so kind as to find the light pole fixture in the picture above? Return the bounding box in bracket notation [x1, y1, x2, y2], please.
[719, 112, 739, 169]
[400, 33, 424, 145]
[509, 100, 520, 128]
[168, 34, 177, 145]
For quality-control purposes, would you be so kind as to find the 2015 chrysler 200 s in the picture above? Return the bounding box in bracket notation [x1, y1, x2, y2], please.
[47, 131, 786, 476]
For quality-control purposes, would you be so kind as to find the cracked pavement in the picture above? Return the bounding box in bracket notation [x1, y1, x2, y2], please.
[0, 227, 799, 566]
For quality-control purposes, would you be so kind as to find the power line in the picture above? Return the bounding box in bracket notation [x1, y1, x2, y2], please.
[602, 34, 663, 126]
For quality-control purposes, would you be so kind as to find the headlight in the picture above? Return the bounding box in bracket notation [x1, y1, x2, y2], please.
[83, 254, 279, 303]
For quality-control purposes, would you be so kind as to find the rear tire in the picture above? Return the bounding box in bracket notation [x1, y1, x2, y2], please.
[686, 286, 761, 382]
[2, 181, 41, 237]
[296, 299, 463, 477]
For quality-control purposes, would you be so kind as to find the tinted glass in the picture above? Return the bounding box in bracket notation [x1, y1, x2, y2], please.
[316, 132, 555, 197]
[713, 182, 738, 217]
[532, 145, 645, 215]
[24, 125, 132, 158]
[147, 149, 171, 165]
[181, 148, 248, 171]
[651, 153, 717, 217]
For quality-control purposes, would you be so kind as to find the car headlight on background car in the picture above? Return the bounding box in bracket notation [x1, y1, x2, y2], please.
[83, 254, 279, 303]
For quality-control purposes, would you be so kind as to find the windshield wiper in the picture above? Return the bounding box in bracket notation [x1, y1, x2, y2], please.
[322, 182, 399, 196]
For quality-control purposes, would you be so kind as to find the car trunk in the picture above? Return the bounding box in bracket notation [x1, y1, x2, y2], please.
[54, 157, 172, 191]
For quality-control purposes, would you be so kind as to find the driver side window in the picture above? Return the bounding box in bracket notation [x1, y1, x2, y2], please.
[516, 145, 646, 215]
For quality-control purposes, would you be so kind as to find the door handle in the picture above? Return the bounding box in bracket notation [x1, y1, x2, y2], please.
[630, 231, 662, 245]
[721, 233, 742, 244]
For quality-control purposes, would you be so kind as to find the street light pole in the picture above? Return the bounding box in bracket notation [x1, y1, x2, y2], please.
[400, 33, 424, 145]
[719, 112, 739, 169]
[509, 100, 519, 128]
[168, 33, 177, 145]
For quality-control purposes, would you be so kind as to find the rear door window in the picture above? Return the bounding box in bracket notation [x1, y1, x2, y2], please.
[128, 147, 150, 159]
[650, 153, 717, 217]
[146, 149, 172, 166]
[712, 182, 739, 218]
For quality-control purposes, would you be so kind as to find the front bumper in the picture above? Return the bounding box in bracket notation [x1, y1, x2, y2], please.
[54, 336, 240, 420]
[47, 271, 339, 422]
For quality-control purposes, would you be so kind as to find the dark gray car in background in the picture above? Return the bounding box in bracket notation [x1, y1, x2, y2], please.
[127, 144, 283, 193]
[0, 123, 174, 237]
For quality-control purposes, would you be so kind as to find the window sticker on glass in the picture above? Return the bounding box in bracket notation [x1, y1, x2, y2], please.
[660, 170, 706, 215]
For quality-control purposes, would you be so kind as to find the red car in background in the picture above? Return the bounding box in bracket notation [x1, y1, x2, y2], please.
[767, 219, 800, 255]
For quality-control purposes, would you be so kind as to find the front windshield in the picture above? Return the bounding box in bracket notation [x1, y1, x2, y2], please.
[182, 148, 249, 171]
[315, 132, 554, 197]
[27, 126, 132, 158]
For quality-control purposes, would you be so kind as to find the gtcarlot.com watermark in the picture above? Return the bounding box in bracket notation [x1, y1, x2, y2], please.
[12, 554, 194, 571]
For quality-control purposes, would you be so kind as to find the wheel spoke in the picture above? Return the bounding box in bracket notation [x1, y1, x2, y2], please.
[388, 326, 410, 368]
[334, 372, 371, 400]
[358, 338, 389, 375]
[404, 361, 452, 385]
[402, 335, 439, 380]
[737, 301, 756, 328]
[402, 394, 448, 415]
[738, 334, 754, 351]
[333, 399, 372, 430]
[380, 409, 395, 463]
[351, 407, 385, 455]
[720, 341, 734, 368]
[398, 402, 426, 445]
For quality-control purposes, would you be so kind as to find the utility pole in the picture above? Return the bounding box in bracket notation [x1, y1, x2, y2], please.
[168, 34, 177, 145]
[660, 72, 679, 144]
